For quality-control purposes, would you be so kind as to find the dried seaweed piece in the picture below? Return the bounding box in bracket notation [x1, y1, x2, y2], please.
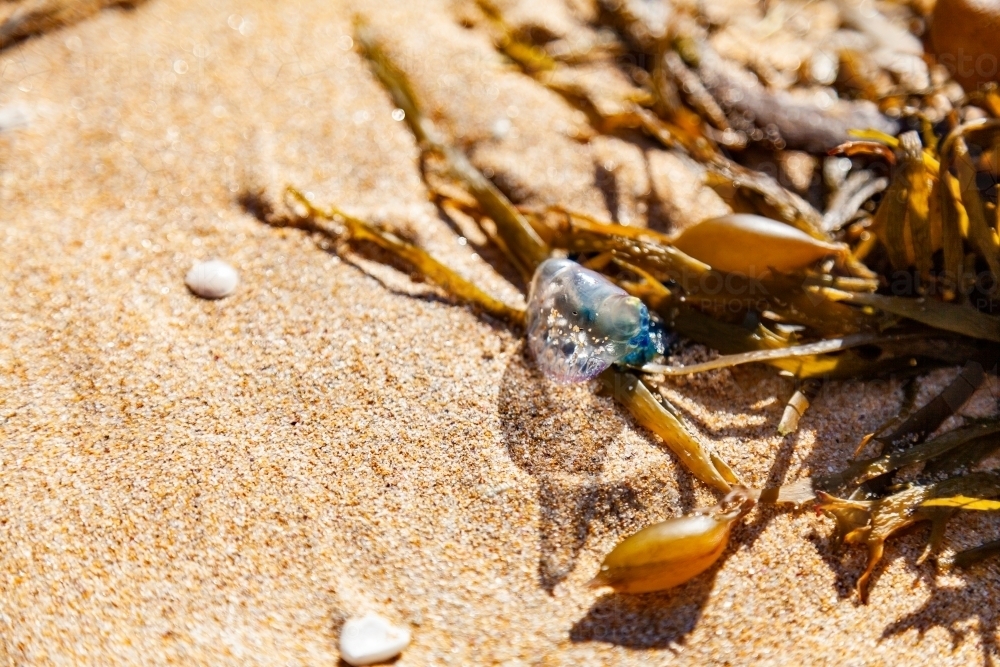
[939, 167, 968, 301]
[936, 120, 1000, 296]
[601, 368, 740, 492]
[0, 0, 146, 50]
[829, 140, 897, 165]
[672, 35, 899, 154]
[830, 290, 1000, 343]
[923, 433, 1000, 478]
[283, 187, 525, 326]
[660, 50, 731, 134]
[640, 333, 900, 376]
[876, 361, 987, 455]
[864, 131, 940, 282]
[777, 378, 821, 436]
[569, 234, 713, 294]
[822, 170, 888, 233]
[849, 129, 941, 170]
[819, 471, 1000, 601]
[946, 134, 1000, 286]
[818, 419, 1000, 490]
[355, 22, 549, 280]
[853, 377, 920, 457]
[949, 539, 1000, 568]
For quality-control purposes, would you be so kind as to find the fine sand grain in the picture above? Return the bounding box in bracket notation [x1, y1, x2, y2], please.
[2, 0, 1000, 664]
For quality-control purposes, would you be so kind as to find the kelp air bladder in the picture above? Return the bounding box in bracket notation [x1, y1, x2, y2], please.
[589, 487, 755, 594]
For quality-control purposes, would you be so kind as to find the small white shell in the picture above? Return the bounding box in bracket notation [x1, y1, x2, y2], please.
[0, 104, 29, 132]
[185, 259, 239, 299]
[339, 613, 411, 666]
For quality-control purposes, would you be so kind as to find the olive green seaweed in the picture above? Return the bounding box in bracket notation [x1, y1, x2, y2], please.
[272, 11, 1000, 602]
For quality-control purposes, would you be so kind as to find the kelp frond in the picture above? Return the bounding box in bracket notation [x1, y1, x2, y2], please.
[282, 9, 1000, 604]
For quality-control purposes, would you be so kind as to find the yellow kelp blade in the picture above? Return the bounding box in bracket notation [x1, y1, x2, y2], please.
[921, 496, 1000, 511]
[849, 128, 900, 147]
[939, 120, 1000, 285]
[284, 187, 525, 326]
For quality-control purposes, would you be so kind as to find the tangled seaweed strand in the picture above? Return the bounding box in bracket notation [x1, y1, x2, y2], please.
[276, 7, 1000, 603]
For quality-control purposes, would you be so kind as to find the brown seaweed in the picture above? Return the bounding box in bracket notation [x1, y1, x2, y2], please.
[282, 8, 1000, 605]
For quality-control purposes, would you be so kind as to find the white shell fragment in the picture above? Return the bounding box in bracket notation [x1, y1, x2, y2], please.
[185, 259, 239, 299]
[0, 104, 29, 132]
[339, 613, 411, 666]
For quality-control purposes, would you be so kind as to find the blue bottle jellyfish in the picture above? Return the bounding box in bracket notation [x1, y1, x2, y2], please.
[526, 258, 664, 382]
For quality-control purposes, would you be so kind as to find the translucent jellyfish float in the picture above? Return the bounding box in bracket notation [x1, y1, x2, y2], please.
[526, 258, 664, 382]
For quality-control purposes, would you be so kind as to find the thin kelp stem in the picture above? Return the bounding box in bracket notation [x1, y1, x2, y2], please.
[284, 187, 525, 326]
[354, 20, 549, 280]
[600, 368, 739, 493]
[949, 539, 1000, 568]
[830, 290, 1000, 343]
[853, 377, 920, 457]
[817, 418, 1000, 490]
[877, 360, 987, 455]
[639, 333, 901, 376]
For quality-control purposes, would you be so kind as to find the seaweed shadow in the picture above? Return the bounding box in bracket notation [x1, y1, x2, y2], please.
[497, 348, 685, 592]
[569, 578, 714, 649]
[570, 502, 785, 649]
[881, 576, 1000, 666]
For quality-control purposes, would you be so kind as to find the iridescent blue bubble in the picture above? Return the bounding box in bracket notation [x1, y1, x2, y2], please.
[526, 258, 664, 382]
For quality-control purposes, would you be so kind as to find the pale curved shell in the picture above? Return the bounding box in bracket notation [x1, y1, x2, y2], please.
[526, 258, 660, 382]
[185, 259, 239, 299]
[339, 613, 411, 666]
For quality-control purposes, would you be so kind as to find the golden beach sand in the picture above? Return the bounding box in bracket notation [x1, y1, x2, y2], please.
[1, 0, 999, 664]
